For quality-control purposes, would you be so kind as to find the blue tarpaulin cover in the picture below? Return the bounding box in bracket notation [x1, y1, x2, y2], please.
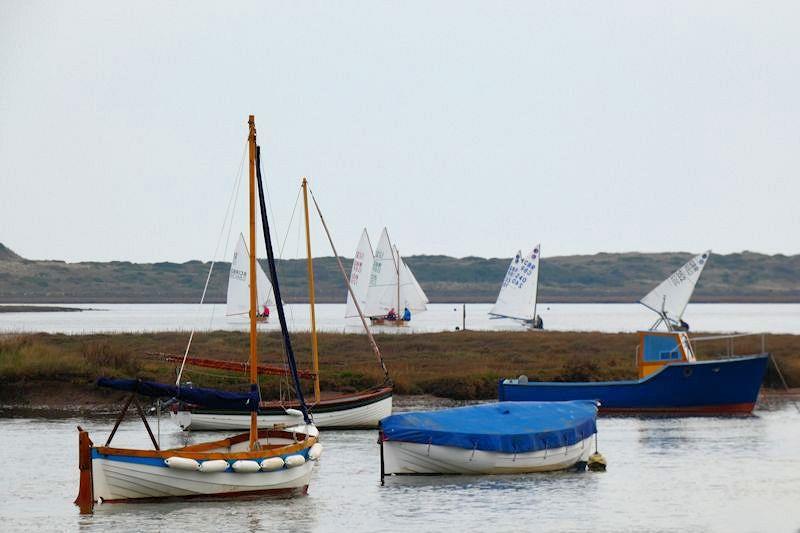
[380, 401, 597, 454]
[97, 378, 260, 411]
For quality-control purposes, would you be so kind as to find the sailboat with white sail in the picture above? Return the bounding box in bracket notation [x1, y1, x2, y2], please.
[489, 245, 543, 329]
[75, 115, 320, 513]
[227, 233, 274, 322]
[363, 228, 428, 326]
[344, 228, 374, 321]
[640, 250, 711, 331]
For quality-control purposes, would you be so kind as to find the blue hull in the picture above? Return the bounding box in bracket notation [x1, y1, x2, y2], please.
[498, 355, 769, 413]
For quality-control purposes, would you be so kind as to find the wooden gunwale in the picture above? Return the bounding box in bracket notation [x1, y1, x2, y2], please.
[95, 430, 316, 460]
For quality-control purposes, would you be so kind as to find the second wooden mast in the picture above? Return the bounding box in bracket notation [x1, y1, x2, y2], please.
[302, 178, 321, 404]
[247, 115, 259, 449]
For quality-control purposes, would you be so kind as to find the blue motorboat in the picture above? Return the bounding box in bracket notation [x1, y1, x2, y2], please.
[499, 330, 769, 414]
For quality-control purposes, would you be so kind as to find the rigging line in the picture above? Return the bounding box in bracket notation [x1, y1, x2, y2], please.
[176, 140, 247, 385]
[277, 188, 302, 259]
[307, 186, 391, 383]
[209, 145, 246, 330]
[270, 184, 302, 334]
[256, 145, 311, 423]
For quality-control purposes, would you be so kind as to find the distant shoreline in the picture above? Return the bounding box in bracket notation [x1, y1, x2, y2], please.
[0, 305, 86, 313]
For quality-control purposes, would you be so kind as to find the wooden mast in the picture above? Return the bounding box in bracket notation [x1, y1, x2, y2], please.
[247, 115, 259, 450]
[301, 177, 321, 404]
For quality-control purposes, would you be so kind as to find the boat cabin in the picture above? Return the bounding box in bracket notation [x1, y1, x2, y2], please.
[636, 331, 696, 379]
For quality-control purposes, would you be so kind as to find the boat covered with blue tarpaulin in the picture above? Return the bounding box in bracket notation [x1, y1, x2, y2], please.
[379, 401, 599, 475]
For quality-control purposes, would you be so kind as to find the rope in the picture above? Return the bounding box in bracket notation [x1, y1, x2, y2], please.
[308, 186, 390, 383]
[176, 140, 247, 385]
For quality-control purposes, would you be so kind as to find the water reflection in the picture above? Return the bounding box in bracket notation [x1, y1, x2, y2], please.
[1, 401, 798, 532]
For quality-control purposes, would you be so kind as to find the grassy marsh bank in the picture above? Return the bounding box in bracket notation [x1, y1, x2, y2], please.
[1, 330, 797, 408]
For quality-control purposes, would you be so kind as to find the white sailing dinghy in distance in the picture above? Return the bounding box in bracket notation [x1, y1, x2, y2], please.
[640, 250, 711, 331]
[345, 228, 374, 321]
[489, 245, 543, 329]
[227, 233, 274, 322]
[363, 228, 429, 326]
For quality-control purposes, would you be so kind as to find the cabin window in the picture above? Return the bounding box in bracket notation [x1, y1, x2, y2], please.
[642, 335, 682, 362]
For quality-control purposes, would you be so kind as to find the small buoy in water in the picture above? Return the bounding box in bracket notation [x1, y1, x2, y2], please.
[587, 452, 607, 472]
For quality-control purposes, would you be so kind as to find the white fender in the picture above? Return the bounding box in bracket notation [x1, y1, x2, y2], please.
[198, 460, 229, 473]
[285, 408, 304, 418]
[165, 457, 200, 471]
[309, 443, 323, 461]
[284, 454, 306, 468]
[231, 460, 261, 473]
[260, 457, 285, 471]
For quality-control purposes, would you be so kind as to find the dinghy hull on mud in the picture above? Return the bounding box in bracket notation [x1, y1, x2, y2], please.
[499, 355, 769, 414]
[173, 388, 393, 430]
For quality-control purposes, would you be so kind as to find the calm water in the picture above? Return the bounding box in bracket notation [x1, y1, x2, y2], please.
[1, 399, 798, 532]
[2, 302, 799, 334]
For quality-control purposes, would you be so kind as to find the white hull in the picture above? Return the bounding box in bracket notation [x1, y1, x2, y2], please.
[382, 435, 594, 475]
[91, 434, 317, 502]
[173, 395, 393, 431]
[93, 458, 313, 501]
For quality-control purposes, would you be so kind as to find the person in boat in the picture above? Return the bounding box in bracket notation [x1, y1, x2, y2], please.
[402, 307, 411, 321]
[679, 319, 689, 331]
[386, 308, 397, 321]
[257, 304, 270, 319]
[533, 314, 543, 329]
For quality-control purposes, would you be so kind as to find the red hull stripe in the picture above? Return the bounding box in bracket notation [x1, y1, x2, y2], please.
[600, 402, 755, 414]
[100, 485, 309, 504]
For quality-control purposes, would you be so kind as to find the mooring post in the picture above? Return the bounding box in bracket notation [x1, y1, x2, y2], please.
[75, 426, 95, 514]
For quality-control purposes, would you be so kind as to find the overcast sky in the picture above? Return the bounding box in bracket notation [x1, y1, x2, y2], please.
[1, 1, 798, 263]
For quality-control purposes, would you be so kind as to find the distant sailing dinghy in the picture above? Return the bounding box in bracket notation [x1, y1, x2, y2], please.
[344, 228, 375, 322]
[489, 245, 543, 329]
[640, 250, 711, 331]
[227, 234, 274, 322]
[364, 228, 428, 326]
[379, 401, 599, 476]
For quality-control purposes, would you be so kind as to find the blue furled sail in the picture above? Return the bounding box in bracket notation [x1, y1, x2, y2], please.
[380, 400, 597, 454]
[97, 377, 260, 411]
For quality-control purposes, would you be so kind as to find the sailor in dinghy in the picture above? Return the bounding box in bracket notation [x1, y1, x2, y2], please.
[362, 228, 429, 326]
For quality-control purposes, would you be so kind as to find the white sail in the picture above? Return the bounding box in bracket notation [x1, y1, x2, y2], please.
[364, 228, 428, 316]
[489, 245, 541, 321]
[226, 234, 274, 317]
[404, 258, 429, 308]
[395, 247, 428, 312]
[345, 228, 374, 318]
[640, 250, 711, 322]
